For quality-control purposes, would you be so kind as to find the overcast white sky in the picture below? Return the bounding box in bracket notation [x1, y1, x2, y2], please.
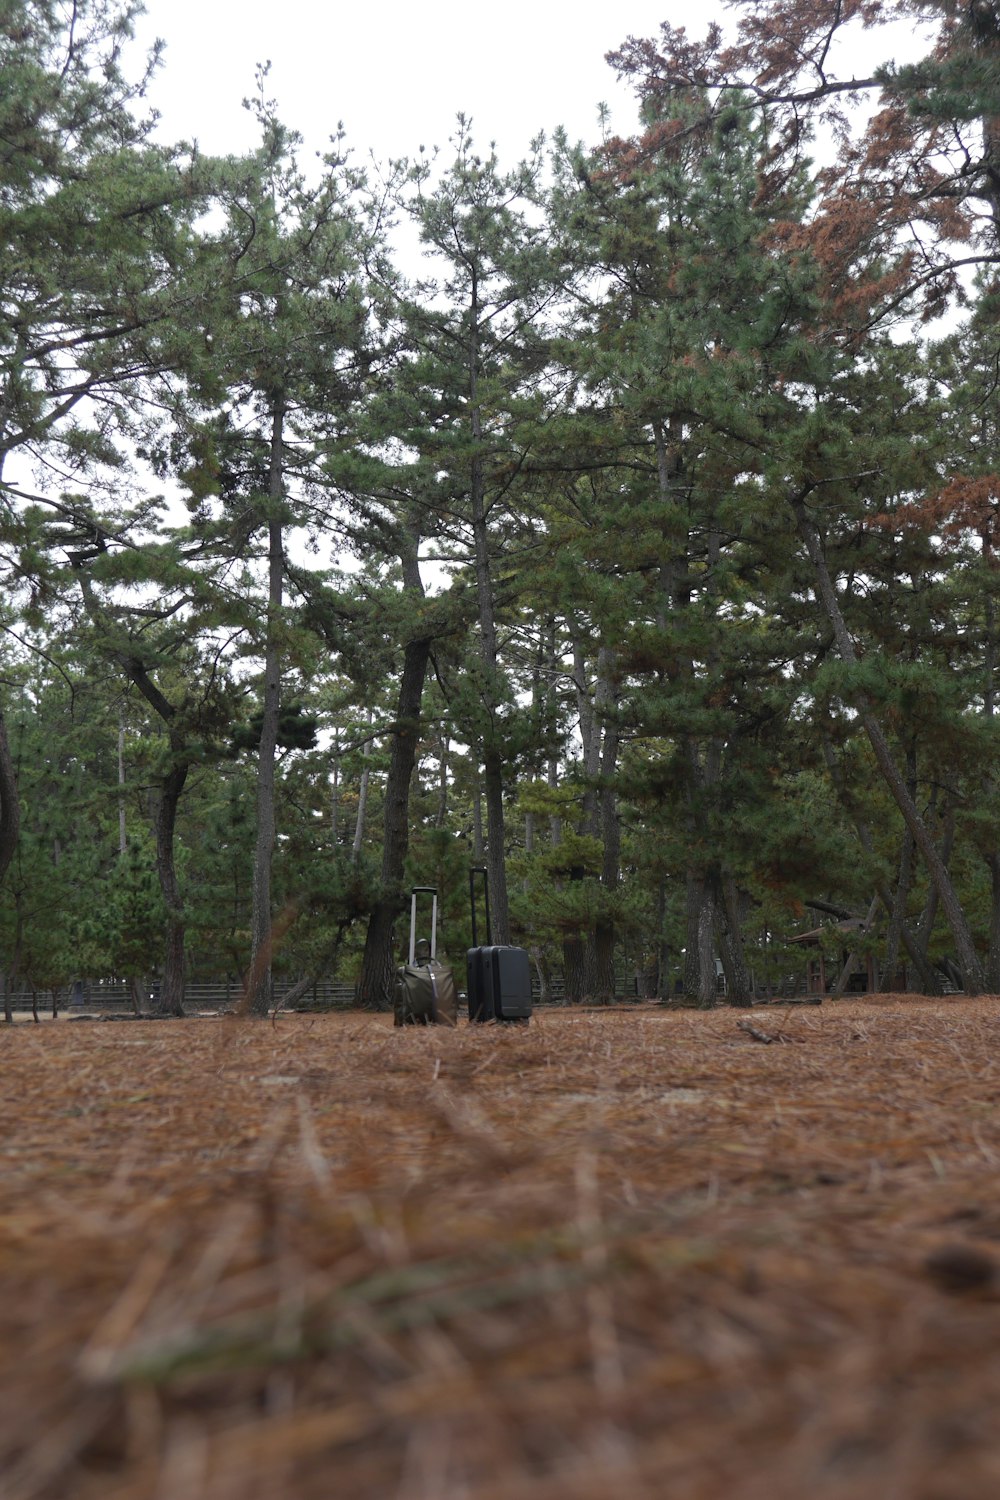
[131, 1, 703, 167]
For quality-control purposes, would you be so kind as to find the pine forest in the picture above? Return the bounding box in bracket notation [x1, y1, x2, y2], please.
[5, 0, 1000, 1017]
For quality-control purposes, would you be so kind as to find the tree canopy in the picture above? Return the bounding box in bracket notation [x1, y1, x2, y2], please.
[3, 0, 1000, 1012]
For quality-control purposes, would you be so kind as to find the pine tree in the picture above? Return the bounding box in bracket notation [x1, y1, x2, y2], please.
[544, 95, 821, 1003]
[600, 28, 997, 993]
[399, 121, 561, 945]
[0, 1, 213, 900]
[160, 80, 376, 1014]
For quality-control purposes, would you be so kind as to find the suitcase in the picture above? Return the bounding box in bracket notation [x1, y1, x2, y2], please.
[394, 886, 458, 1027]
[466, 867, 532, 1024]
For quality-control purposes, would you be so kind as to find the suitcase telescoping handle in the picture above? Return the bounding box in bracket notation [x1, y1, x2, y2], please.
[409, 886, 438, 966]
[468, 866, 492, 948]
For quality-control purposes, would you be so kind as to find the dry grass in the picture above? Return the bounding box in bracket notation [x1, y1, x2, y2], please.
[3, 997, 1000, 1499]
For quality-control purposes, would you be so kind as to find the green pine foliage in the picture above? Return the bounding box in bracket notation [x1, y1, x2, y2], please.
[6, 2, 1000, 1006]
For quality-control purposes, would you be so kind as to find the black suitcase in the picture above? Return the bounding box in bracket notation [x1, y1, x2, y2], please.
[394, 886, 458, 1027]
[466, 867, 532, 1024]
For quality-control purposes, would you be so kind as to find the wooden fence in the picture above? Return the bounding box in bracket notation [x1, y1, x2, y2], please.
[4, 978, 358, 1015]
[3, 971, 659, 1016]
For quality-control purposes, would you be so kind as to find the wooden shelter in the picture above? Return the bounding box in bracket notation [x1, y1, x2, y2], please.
[789, 917, 891, 996]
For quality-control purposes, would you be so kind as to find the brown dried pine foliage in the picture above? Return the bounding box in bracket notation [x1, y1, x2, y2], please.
[2, 999, 1000, 1499]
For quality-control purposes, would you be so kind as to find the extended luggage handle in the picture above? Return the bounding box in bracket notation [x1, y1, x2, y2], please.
[468, 866, 492, 948]
[409, 886, 438, 966]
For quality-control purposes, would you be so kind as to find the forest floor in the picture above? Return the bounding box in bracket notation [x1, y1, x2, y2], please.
[2, 998, 1000, 1500]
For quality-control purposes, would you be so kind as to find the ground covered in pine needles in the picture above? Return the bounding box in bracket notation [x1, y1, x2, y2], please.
[2, 999, 1000, 1500]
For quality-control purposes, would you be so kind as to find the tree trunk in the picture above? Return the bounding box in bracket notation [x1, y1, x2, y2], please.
[468, 270, 511, 945]
[831, 896, 880, 1000]
[472, 785, 485, 861]
[567, 640, 596, 998]
[331, 730, 341, 846]
[548, 754, 562, 846]
[683, 874, 702, 1000]
[595, 650, 620, 1002]
[646, 879, 671, 1000]
[357, 633, 433, 1009]
[684, 874, 717, 1006]
[436, 737, 450, 828]
[563, 927, 586, 1005]
[73, 573, 196, 1014]
[573, 640, 620, 1001]
[593, 921, 615, 1003]
[352, 740, 371, 862]
[794, 495, 986, 993]
[987, 854, 1000, 993]
[882, 749, 917, 991]
[594, 778, 620, 1003]
[0, 707, 19, 891]
[529, 944, 551, 1003]
[117, 722, 127, 855]
[5, 909, 23, 1025]
[697, 881, 717, 1007]
[482, 746, 511, 946]
[682, 743, 723, 1008]
[982, 537, 1000, 992]
[274, 920, 351, 1014]
[152, 755, 188, 1017]
[720, 877, 754, 1006]
[357, 529, 432, 1011]
[103, 648, 191, 1015]
[821, 729, 943, 994]
[247, 400, 286, 1017]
